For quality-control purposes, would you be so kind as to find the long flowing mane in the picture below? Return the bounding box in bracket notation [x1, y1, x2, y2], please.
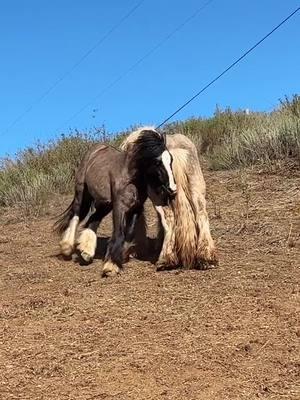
[121, 127, 218, 269]
[126, 129, 167, 175]
[130, 129, 166, 162]
[121, 126, 159, 152]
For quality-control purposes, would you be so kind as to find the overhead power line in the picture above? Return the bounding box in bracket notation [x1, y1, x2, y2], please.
[156, 6, 300, 128]
[1, 0, 145, 136]
[60, 0, 215, 129]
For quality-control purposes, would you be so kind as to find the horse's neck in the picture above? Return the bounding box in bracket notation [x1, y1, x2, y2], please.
[126, 153, 143, 177]
[124, 154, 147, 195]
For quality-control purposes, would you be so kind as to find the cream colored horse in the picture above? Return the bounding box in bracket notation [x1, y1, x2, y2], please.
[121, 127, 218, 269]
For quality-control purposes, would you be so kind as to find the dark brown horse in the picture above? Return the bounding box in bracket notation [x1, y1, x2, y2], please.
[54, 129, 176, 277]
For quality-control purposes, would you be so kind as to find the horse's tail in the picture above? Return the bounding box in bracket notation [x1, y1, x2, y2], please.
[53, 199, 75, 234]
[171, 148, 198, 268]
[52, 146, 97, 235]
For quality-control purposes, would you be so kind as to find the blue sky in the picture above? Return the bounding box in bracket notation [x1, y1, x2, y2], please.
[0, 0, 299, 156]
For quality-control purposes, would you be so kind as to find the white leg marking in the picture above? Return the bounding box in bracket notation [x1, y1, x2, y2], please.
[102, 261, 120, 277]
[155, 206, 169, 233]
[60, 216, 79, 256]
[162, 150, 177, 192]
[77, 228, 97, 262]
[155, 206, 174, 264]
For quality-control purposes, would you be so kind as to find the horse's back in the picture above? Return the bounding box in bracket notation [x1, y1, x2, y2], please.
[166, 133, 196, 152]
[77, 144, 125, 204]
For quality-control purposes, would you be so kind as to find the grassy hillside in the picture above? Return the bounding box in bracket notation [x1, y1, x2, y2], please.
[1, 95, 299, 216]
[168, 94, 300, 169]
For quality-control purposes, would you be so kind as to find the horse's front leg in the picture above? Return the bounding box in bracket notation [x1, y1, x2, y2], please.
[102, 191, 142, 277]
[155, 205, 178, 270]
[102, 211, 140, 277]
[123, 208, 146, 263]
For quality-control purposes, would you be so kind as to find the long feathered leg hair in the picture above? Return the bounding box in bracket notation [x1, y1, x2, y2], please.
[121, 127, 217, 268]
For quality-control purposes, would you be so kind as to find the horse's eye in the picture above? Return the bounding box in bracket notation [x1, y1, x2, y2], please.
[155, 159, 161, 166]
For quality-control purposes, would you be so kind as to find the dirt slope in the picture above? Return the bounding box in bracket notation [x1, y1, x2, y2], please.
[0, 166, 299, 400]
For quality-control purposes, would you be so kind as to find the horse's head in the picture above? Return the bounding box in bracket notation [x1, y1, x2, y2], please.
[129, 129, 177, 203]
[145, 149, 177, 203]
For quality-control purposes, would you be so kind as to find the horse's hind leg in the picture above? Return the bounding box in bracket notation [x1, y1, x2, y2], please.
[59, 184, 92, 257]
[60, 214, 79, 256]
[77, 204, 111, 264]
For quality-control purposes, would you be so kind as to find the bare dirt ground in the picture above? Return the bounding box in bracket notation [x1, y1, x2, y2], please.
[0, 165, 299, 400]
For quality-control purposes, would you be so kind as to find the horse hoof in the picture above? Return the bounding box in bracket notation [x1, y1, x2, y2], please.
[156, 263, 166, 271]
[80, 251, 93, 264]
[197, 247, 219, 267]
[102, 269, 119, 278]
[102, 262, 120, 278]
[60, 241, 73, 257]
[195, 258, 218, 270]
[156, 262, 177, 272]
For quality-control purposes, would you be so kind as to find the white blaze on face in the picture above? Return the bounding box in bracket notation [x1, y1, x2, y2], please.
[161, 150, 177, 192]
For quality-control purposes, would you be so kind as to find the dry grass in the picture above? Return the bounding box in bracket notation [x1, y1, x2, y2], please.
[1, 95, 299, 215]
[169, 94, 300, 170]
[0, 128, 113, 216]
